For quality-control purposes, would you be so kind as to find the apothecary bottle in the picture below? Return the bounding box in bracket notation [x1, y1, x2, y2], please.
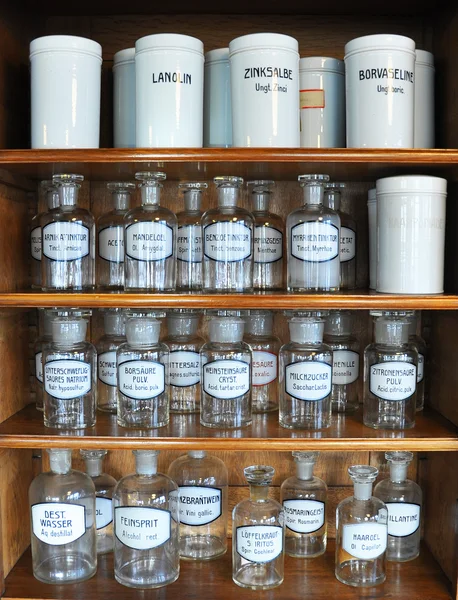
[43, 318, 96, 429]
[117, 317, 169, 428]
[200, 316, 251, 428]
[168, 450, 228, 560]
[232, 465, 284, 590]
[113, 450, 179, 588]
[407, 311, 427, 412]
[41, 173, 95, 291]
[124, 172, 177, 291]
[31, 182, 59, 289]
[97, 309, 126, 413]
[34, 309, 53, 411]
[279, 314, 333, 429]
[29, 448, 97, 584]
[97, 181, 135, 289]
[335, 465, 388, 587]
[287, 174, 340, 292]
[81, 450, 117, 555]
[202, 176, 254, 292]
[374, 451, 422, 562]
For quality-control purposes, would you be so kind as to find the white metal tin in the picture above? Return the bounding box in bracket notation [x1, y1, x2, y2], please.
[113, 48, 136, 148]
[204, 48, 232, 148]
[367, 188, 377, 290]
[414, 50, 435, 148]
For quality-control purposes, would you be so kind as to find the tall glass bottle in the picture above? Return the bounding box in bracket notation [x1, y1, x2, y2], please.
[335, 465, 388, 587]
[202, 176, 254, 292]
[280, 452, 327, 558]
[124, 172, 177, 292]
[31, 182, 59, 289]
[168, 450, 228, 560]
[29, 448, 97, 584]
[41, 173, 95, 291]
[287, 174, 340, 292]
[374, 451, 422, 562]
[34, 308, 53, 411]
[232, 465, 284, 590]
[407, 311, 427, 412]
[97, 309, 126, 414]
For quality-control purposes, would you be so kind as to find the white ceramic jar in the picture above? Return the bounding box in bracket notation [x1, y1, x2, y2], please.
[113, 48, 136, 148]
[367, 188, 377, 290]
[30, 35, 102, 149]
[204, 48, 232, 148]
[135, 34, 204, 148]
[414, 50, 435, 148]
[229, 33, 300, 147]
[299, 57, 345, 148]
[345, 34, 416, 148]
[376, 175, 447, 294]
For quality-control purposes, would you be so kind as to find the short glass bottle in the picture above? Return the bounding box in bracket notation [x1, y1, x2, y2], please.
[117, 317, 169, 429]
[80, 449, 117, 555]
[200, 316, 252, 428]
[280, 451, 327, 558]
[247, 180, 284, 290]
[41, 173, 95, 291]
[324, 311, 360, 414]
[243, 310, 281, 413]
[287, 174, 340, 292]
[374, 451, 422, 562]
[364, 312, 418, 430]
[124, 172, 177, 292]
[31, 182, 59, 289]
[202, 176, 254, 292]
[167, 450, 228, 560]
[113, 450, 180, 588]
[407, 312, 427, 412]
[29, 448, 97, 584]
[34, 308, 53, 411]
[232, 465, 284, 590]
[96, 309, 126, 414]
[279, 314, 333, 430]
[176, 182, 207, 291]
[335, 465, 388, 587]
[97, 181, 135, 290]
[43, 318, 97, 429]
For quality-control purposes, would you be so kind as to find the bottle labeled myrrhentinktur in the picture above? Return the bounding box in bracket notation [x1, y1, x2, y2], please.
[31, 182, 59, 289]
[97, 309, 126, 414]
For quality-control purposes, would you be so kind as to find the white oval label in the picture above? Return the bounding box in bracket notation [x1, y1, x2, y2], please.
[96, 497, 113, 530]
[98, 225, 124, 263]
[236, 525, 283, 563]
[283, 499, 325, 534]
[98, 351, 117, 387]
[254, 225, 283, 264]
[118, 360, 165, 400]
[177, 224, 202, 263]
[332, 350, 359, 385]
[387, 502, 420, 537]
[125, 222, 174, 261]
[44, 359, 92, 399]
[114, 506, 171, 550]
[42, 222, 90, 261]
[252, 351, 278, 386]
[340, 226, 356, 262]
[169, 351, 200, 387]
[35, 351, 43, 383]
[290, 221, 339, 262]
[203, 359, 250, 399]
[204, 222, 252, 262]
[417, 354, 424, 383]
[370, 361, 417, 401]
[342, 523, 387, 559]
[31, 226, 42, 261]
[32, 502, 86, 546]
[285, 361, 332, 401]
[179, 486, 222, 526]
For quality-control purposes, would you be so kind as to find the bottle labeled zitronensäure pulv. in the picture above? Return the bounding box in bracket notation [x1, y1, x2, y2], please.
[34, 308, 53, 411]
[407, 311, 427, 412]
[31, 182, 59, 289]
[97, 309, 126, 414]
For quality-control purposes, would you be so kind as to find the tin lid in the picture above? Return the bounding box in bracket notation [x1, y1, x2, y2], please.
[416, 49, 434, 67]
[229, 33, 299, 55]
[30, 35, 102, 59]
[136, 33, 204, 56]
[299, 56, 344, 74]
[376, 175, 447, 195]
[345, 34, 415, 58]
[113, 48, 135, 66]
[205, 48, 229, 64]
[367, 188, 377, 204]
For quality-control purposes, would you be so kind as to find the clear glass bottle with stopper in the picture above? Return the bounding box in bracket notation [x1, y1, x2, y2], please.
[167, 450, 228, 560]
[280, 451, 327, 558]
[124, 172, 177, 292]
[335, 465, 388, 587]
[374, 451, 422, 562]
[113, 449, 179, 588]
[232, 465, 284, 590]
[34, 308, 53, 411]
[80, 449, 117, 555]
[407, 311, 427, 412]
[31, 182, 59, 289]
[97, 309, 126, 414]
[287, 174, 340, 292]
[29, 448, 97, 584]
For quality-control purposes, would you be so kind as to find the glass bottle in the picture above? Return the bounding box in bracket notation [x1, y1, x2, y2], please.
[324, 311, 360, 414]
[243, 310, 281, 413]
[124, 172, 177, 292]
[407, 311, 427, 412]
[176, 182, 207, 291]
[163, 310, 204, 414]
[29, 448, 97, 584]
[202, 176, 254, 292]
[280, 451, 327, 558]
[113, 450, 179, 588]
[117, 317, 169, 429]
[279, 314, 333, 429]
[80, 449, 117, 555]
[335, 465, 388, 587]
[41, 173, 95, 291]
[97, 181, 135, 290]
[364, 312, 418, 430]
[287, 174, 340, 292]
[97, 309, 127, 413]
[232, 465, 284, 590]
[43, 318, 96, 429]
[167, 450, 228, 560]
[34, 309, 53, 411]
[374, 451, 422, 562]
[247, 180, 284, 290]
[324, 182, 357, 289]
[31, 182, 59, 289]
[200, 316, 252, 428]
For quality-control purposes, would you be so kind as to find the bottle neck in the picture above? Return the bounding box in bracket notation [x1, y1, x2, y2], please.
[252, 194, 270, 212]
[249, 484, 269, 501]
[141, 186, 161, 206]
[135, 452, 158, 476]
[302, 185, 323, 206]
[113, 192, 130, 211]
[85, 457, 102, 477]
[217, 187, 239, 207]
[184, 191, 202, 212]
[49, 450, 72, 475]
[353, 481, 373, 501]
[324, 191, 341, 211]
[59, 186, 78, 207]
[296, 462, 314, 480]
[188, 450, 206, 459]
[390, 463, 408, 483]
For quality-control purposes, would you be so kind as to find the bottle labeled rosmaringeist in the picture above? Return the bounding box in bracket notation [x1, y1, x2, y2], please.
[34, 309, 53, 411]
[97, 309, 126, 413]
[31, 182, 59, 289]
[407, 311, 427, 412]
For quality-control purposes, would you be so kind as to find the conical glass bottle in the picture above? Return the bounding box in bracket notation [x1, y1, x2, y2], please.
[407, 311, 427, 412]
[31, 182, 59, 289]
[34, 308, 53, 411]
[97, 309, 126, 413]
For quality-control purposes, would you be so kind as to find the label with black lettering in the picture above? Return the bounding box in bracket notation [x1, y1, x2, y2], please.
[118, 360, 165, 400]
[332, 350, 359, 385]
[290, 222, 339, 262]
[203, 359, 250, 399]
[417, 354, 424, 383]
[31, 502, 86, 546]
[98, 351, 117, 387]
[386, 502, 420, 537]
[35, 351, 43, 383]
[31, 227, 42, 261]
[44, 359, 92, 399]
[370, 361, 416, 401]
[179, 486, 222, 526]
[236, 525, 283, 563]
[42, 222, 90, 261]
[204, 222, 252, 262]
[340, 227, 356, 262]
[125, 222, 173, 261]
[342, 523, 387, 559]
[96, 497, 113, 530]
[98, 225, 124, 263]
[244, 66, 294, 95]
[115, 506, 171, 550]
[254, 226, 283, 264]
[177, 225, 202, 263]
[169, 351, 200, 387]
[252, 351, 277, 386]
[283, 499, 325, 534]
[358, 66, 414, 96]
[285, 361, 332, 401]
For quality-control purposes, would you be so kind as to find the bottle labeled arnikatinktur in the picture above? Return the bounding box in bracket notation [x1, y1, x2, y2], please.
[280, 451, 327, 558]
[97, 309, 126, 413]
[34, 309, 53, 411]
[407, 311, 427, 412]
[202, 176, 254, 292]
[124, 172, 177, 292]
[233, 466, 285, 590]
[374, 451, 422, 562]
[29, 448, 97, 584]
[31, 182, 59, 289]
[114, 450, 179, 588]
[41, 174, 95, 291]
[168, 450, 228, 560]
[335, 465, 388, 587]
[81, 450, 117, 555]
